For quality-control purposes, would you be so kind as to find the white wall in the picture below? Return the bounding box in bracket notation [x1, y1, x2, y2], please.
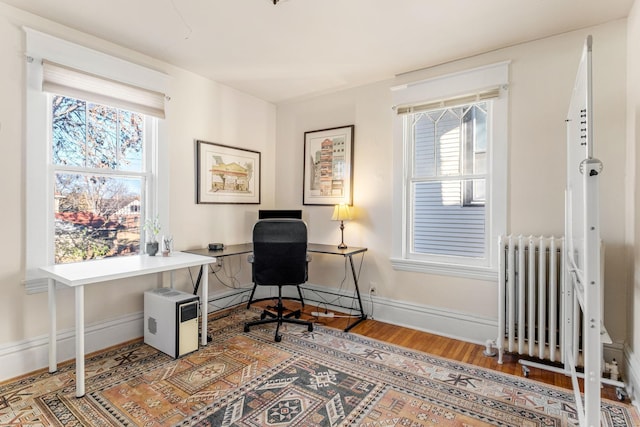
[276, 20, 628, 346]
[626, 0, 640, 405]
[0, 3, 270, 379]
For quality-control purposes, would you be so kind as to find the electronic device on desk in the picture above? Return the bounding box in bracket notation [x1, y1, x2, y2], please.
[258, 209, 302, 219]
[208, 243, 224, 251]
[144, 288, 199, 358]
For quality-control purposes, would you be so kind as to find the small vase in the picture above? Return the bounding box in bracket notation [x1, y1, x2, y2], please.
[162, 235, 173, 257]
[146, 242, 159, 256]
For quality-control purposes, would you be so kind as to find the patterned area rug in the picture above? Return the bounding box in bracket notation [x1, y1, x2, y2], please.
[1, 307, 638, 426]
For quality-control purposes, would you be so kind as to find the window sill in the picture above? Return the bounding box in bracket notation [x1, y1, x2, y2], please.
[390, 257, 498, 281]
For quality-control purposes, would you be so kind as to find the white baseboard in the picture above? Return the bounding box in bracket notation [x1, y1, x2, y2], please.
[0, 287, 256, 382]
[301, 283, 497, 345]
[624, 344, 640, 409]
[0, 312, 143, 382]
[10, 283, 633, 393]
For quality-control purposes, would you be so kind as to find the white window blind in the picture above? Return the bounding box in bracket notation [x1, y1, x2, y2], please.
[395, 87, 501, 115]
[42, 60, 166, 118]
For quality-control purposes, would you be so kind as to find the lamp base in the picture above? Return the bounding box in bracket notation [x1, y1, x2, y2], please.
[337, 220, 347, 249]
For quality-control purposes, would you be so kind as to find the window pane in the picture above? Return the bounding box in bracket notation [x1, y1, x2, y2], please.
[118, 110, 144, 172]
[436, 109, 462, 176]
[86, 104, 118, 169]
[53, 96, 144, 171]
[54, 173, 142, 263]
[412, 179, 486, 258]
[52, 96, 86, 167]
[414, 113, 436, 177]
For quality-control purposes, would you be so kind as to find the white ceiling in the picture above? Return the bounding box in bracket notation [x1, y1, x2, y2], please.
[1, 0, 634, 103]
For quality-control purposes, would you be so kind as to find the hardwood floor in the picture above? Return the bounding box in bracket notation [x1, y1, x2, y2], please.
[250, 299, 622, 402]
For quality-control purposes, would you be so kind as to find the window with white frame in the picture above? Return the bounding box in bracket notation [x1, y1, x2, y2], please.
[51, 94, 150, 263]
[391, 62, 509, 279]
[24, 28, 169, 291]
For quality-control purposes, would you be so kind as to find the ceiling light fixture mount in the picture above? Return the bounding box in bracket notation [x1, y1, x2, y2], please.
[272, 0, 279, 4]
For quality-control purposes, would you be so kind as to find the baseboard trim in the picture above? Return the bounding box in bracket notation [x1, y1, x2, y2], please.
[0, 311, 143, 382]
[624, 344, 640, 409]
[0, 287, 257, 382]
[301, 283, 497, 345]
[4, 283, 637, 408]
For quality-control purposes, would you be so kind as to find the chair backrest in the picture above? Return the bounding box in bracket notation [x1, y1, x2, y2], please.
[252, 219, 308, 286]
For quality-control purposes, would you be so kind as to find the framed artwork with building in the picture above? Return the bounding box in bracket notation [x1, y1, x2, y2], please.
[303, 125, 354, 205]
[196, 140, 261, 204]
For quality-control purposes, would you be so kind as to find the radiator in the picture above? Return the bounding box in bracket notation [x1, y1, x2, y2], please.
[496, 235, 573, 364]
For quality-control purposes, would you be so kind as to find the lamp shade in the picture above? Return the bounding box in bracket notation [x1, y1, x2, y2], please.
[331, 204, 352, 221]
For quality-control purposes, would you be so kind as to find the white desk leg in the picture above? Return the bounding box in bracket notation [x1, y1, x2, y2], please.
[48, 279, 57, 373]
[75, 285, 85, 398]
[201, 264, 209, 346]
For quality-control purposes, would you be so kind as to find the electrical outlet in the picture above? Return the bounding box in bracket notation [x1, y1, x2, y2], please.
[369, 281, 377, 295]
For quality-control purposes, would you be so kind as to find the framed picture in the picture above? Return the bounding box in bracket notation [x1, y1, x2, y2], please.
[303, 125, 354, 205]
[196, 140, 261, 204]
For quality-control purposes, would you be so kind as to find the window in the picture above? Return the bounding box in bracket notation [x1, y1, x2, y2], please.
[391, 62, 508, 279]
[24, 28, 169, 292]
[51, 95, 149, 263]
[408, 101, 488, 258]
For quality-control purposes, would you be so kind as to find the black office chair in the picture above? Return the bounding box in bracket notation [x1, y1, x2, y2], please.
[243, 219, 314, 342]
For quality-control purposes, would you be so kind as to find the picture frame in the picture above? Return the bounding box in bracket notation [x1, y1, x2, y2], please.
[303, 125, 354, 206]
[196, 140, 261, 204]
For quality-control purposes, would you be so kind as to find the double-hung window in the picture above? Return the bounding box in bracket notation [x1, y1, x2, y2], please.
[24, 28, 169, 292]
[51, 94, 149, 264]
[391, 62, 509, 279]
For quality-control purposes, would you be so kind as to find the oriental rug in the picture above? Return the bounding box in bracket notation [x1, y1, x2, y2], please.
[1, 307, 638, 426]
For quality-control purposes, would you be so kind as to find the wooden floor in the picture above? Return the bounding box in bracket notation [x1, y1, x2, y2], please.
[250, 299, 622, 402]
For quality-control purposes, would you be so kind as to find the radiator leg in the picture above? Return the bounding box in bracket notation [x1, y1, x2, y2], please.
[483, 339, 497, 357]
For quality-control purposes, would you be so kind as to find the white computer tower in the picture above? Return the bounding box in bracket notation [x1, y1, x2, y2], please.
[144, 288, 199, 358]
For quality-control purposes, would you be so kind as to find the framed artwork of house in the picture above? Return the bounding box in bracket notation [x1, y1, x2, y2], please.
[303, 125, 354, 206]
[196, 140, 261, 204]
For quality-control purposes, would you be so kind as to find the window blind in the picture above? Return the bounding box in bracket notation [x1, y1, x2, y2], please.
[395, 87, 500, 115]
[42, 60, 166, 118]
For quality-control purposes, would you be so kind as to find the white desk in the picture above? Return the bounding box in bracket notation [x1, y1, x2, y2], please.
[40, 251, 215, 397]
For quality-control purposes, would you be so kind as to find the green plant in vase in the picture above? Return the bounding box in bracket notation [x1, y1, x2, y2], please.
[144, 216, 161, 256]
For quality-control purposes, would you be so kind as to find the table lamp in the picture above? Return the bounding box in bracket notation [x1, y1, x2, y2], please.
[331, 203, 352, 249]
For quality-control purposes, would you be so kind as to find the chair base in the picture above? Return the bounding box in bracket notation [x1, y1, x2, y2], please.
[246, 283, 305, 309]
[244, 287, 313, 342]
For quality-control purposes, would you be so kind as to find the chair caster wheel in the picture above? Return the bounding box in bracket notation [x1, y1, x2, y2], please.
[244, 325, 250, 332]
[260, 312, 267, 320]
[275, 335, 282, 342]
[294, 312, 301, 319]
[308, 324, 314, 332]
